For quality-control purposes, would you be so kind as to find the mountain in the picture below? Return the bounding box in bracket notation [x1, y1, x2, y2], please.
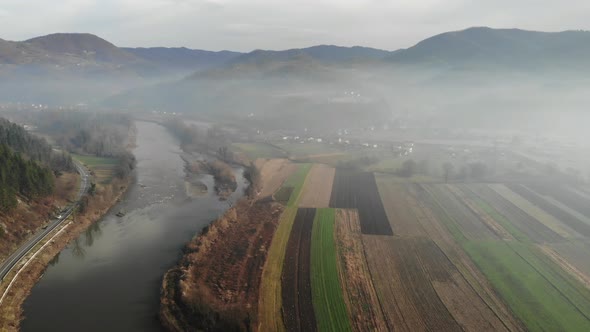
[387, 27, 590, 68]
[122, 47, 241, 69]
[184, 45, 390, 80]
[230, 45, 391, 65]
[25, 33, 140, 64]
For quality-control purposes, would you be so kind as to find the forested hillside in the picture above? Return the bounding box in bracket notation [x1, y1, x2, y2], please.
[0, 118, 63, 213]
[0, 118, 73, 172]
[0, 144, 54, 212]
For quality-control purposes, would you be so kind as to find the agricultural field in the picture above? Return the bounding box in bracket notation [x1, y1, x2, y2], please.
[72, 153, 118, 184]
[282, 208, 317, 332]
[258, 163, 311, 332]
[310, 208, 351, 332]
[256, 155, 590, 331]
[334, 209, 388, 331]
[299, 164, 335, 208]
[232, 142, 287, 160]
[255, 158, 298, 198]
[283, 164, 312, 206]
[329, 170, 392, 235]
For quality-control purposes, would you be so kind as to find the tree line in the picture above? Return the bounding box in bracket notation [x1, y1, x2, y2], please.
[0, 117, 74, 172]
[0, 144, 54, 212]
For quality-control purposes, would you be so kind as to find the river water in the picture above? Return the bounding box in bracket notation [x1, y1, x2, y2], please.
[22, 121, 246, 332]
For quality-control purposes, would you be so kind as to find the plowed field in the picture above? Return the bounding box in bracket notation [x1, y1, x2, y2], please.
[363, 236, 463, 331]
[329, 170, 392, 235]
[334, 209, 388, 331]
[281, 208, 317, 332]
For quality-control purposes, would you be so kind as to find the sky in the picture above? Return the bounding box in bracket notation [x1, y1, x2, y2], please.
[1, 0, 590, 51]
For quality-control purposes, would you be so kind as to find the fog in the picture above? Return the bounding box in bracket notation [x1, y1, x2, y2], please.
[2, 27, 590, 179]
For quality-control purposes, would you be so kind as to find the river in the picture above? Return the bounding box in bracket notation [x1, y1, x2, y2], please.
[22, 121, 246, 332]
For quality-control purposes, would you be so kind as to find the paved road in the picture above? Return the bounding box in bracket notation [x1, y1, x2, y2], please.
[0, 160, 89, 281]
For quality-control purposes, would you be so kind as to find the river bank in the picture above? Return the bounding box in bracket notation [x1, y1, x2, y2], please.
[20, 121, 247, 332]
[159, 158, 297, 331]
[0, 176, 132, 331]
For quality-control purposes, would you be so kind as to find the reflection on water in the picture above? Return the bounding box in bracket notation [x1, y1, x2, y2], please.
[22, 121, 246, 332]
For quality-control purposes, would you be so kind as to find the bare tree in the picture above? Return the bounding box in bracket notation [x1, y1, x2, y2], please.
[442, 162, 454, 183]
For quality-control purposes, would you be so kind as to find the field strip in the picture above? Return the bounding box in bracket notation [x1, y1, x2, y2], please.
[466, 240, 590, 331]
[364, 236, 463, 331]
[286, 163, 312, 206]
[531, 190, 590, 227]
[257, 207, 296, 332]
[508, 184, 590, 237]
[334, 209, 388, 331]
[446, 185, 513, 240]
[567, 186, 590, 202]
[538, 245, 590, 290]
[310, 208, 352, 332]
[489, 184, 574, 238]
[550, 241, 590, 280]
[416, 184, 530, 331]
[299, 164, 335, 208]
[508, 243, 590, 321]
[282, 208, 317, 332]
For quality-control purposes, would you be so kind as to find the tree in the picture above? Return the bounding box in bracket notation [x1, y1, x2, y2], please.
[217, 146, 234, 162]
[442, 162, 454, 183]
[398, 159, 417, 178]
[469, 162, 488, 180]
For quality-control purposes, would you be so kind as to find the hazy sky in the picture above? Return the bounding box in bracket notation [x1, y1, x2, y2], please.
[2, 0, 589, 51]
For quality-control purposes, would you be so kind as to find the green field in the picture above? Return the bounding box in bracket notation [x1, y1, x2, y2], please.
[284, 163, 311, 206]
[423, 183, 590, 331]
[73, 154, 118, 184]
[473, 197, 530, 243]
[310, 208, 352, 332]
[232, 142, 286, 159]
[275, 142, 340, 157]
[465, 241, 590, 332]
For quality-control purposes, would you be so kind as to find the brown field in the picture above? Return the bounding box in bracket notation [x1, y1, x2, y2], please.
[426, 185, 497, 240]
[298, 164, 335, 208]
[363, 236, 462, 331]
[281, 208, 317, 332]
[376, 178, 426, 237]
[363, 235, 515, 331]
[334, 209, 388, 331]
[329, 170, 392, 235]
[255, 158, 298, 198]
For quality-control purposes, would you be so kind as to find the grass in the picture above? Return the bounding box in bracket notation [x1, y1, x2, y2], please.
[465, 240, 590, 332]
[284, 163, 312, 206]
[275, 142, 339, 157]
[258, 164, 311, 331]
[72, 154, 118, 166]
[310, 208, 352, 332]
[257, 207, 297, 332]
[473, 198, 530, 243]
[425, 184, 590, 331]
[231, 142, 286, 159]
[72, 154, 118, 184]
